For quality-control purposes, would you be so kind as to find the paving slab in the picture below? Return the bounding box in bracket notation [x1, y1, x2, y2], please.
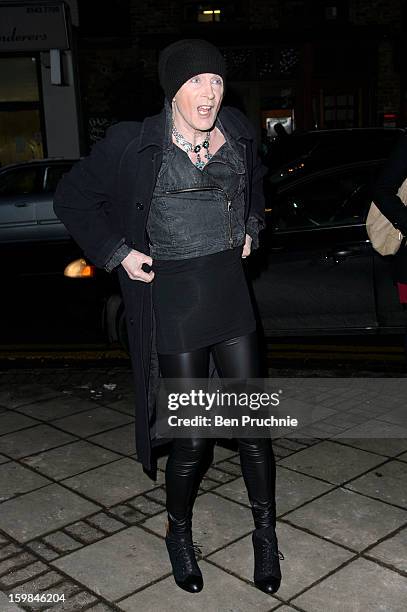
[214, 459, 242, 475]
[0, 483, 99, 542]
[208, 521, 353, 600]
[43, 590, 98, 610]
[0, 591, 24, 612]
[87, 424, 137, 455]
[61, 458, 164, 506]
[127, 495, 165, 516]
[1, 368, 406, 611]
[0, 461, 51, 502]
[366, 527, 407, 573]
[278, 441, 386, 484]
[345, 460, 407, 508]
[284, 487, 407, 551]
[51, 526, 169, 601]
[292, 557, 407, 612]
[51, 407, 133, 437]
[101, 397, 135, 415]
[377, 405, 407, 428]
[4, 569, 65, 602]
[118, 559, 280, 611]
[213, 443, 238, 462]
[143, 492, 253, 555]
[43, 531, 83, 553]
[15, 396, 100, 421]
[334, 431, 407, 457]
[21, 440, 121, 480]
[0, 412, 39, 435]
[0, 425, 77, 459]
[0, 385, 59, 409]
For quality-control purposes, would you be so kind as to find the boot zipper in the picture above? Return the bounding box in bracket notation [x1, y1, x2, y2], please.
[162, 186, 234, 248]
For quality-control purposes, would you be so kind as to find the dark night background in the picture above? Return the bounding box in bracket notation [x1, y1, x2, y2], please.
[73, 0, 407, 150]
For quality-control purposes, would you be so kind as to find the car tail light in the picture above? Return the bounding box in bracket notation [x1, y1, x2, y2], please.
[64, 258, 96, 278]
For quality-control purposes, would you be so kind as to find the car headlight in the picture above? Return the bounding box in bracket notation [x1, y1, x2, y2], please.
[64, 258, 96, 278]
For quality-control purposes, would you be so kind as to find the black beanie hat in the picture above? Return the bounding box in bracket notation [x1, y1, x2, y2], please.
[158, 38, 226, 102]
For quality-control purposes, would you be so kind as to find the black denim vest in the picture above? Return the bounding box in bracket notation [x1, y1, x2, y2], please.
[146, 107, 247, 260]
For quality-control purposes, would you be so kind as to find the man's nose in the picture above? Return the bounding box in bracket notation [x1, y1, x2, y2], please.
[202, 79, 215, 98]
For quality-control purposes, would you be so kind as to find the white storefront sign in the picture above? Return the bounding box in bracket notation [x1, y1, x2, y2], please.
[0, 2, 69, 52]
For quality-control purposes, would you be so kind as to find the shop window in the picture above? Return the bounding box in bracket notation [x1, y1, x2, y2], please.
[278, 0, 348, 26]
[322, 93, 357, 128]
[0, 57, 39, 102]
[320, 0, 348, 22]
[0, 57, 44, 166]
[184, 2, 236, 23]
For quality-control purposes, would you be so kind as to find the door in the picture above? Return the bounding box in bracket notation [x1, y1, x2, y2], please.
[0, 166, 43, 242]
[253, 163, 379, 334]
[34, 163, 74, 240]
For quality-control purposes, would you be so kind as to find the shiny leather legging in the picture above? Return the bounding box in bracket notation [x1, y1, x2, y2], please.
[158, 330, 276, 530]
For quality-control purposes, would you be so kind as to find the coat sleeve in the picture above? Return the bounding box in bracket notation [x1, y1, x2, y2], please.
[371, 133, 407, 236]
[53, 123, 134, 271]
[246, 130, 267, 251]
[104, 242, 133, 272]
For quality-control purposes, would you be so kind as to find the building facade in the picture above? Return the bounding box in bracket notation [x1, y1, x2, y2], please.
[76, 0, 403, 146]
[0, 0, 82, 166]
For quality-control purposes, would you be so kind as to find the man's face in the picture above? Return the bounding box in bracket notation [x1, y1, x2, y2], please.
[173, 73, 224, 133]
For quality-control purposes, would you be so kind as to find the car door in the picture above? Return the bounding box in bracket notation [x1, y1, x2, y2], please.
[34, 162, 74, 240]
[0, 166, 43, 242]
[252, 163, 379, 335]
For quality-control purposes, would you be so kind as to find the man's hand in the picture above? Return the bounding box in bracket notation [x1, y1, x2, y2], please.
[241, 234, 252, 258]
[121, 249, 154, 282]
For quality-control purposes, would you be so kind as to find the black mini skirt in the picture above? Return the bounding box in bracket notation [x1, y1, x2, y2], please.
[151, 246, 257, 355]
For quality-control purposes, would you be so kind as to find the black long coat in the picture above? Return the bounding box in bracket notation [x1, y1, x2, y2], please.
[53, 105, 266, 482]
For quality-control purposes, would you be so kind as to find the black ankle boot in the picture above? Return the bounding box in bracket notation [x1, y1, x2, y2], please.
[252, 525, 283, 594]
[165, 513, 203, 593]
[249, 499, 283, 594]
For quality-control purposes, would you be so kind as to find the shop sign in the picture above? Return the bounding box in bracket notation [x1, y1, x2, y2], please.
[0, 2, 69, 52]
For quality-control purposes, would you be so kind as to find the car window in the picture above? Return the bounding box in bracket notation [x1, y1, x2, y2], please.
[271, 166, 380, 232]
[0, 167, 42, 197]
[312, 134, 401, 168]
[44, 164, 73, 192]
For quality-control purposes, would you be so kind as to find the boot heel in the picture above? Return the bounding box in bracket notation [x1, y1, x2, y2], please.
[252, 525, 283, 595]
[165, 514, 203, 593]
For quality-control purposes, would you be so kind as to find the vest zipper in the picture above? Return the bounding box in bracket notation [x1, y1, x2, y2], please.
[163, 186, 234, 248]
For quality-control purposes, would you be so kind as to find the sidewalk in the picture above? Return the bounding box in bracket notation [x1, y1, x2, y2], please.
[0, 366, 406, 611]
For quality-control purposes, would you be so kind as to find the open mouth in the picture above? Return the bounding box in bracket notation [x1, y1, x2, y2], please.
[197, 105, 213, 116]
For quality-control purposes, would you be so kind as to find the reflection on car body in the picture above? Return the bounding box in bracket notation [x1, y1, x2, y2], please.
[0, 159, 78, 243]
[268, 127, 405, 186]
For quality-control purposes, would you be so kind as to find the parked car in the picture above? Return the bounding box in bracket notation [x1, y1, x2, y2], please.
[0, 158, 78, 242]
[0, 158, 120, 344]
[250, 159, 405, 335]
[267, 128, 405, 186]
